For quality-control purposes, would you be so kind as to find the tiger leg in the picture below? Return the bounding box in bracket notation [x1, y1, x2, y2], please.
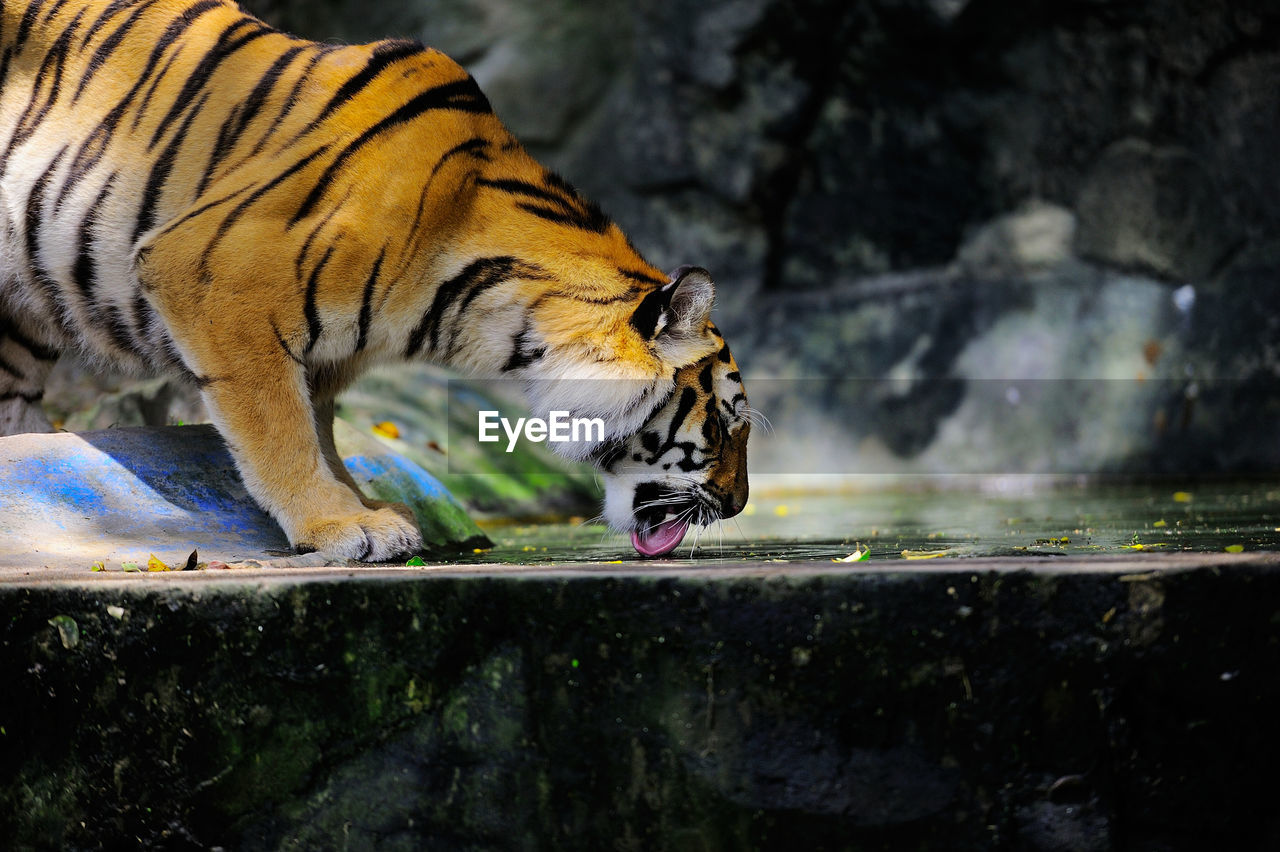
[154, 311, 422, 560]
[0, 318, 58, 435]
[311, 392, 415, 522]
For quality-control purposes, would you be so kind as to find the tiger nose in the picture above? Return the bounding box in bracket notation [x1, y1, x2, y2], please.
[721, 486, 748, 519]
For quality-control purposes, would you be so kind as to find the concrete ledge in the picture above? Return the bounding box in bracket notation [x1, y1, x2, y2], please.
[3, 553, 1278, 849]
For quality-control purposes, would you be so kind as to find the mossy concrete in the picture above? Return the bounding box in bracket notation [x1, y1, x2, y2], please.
[3, 553, 1279, 850]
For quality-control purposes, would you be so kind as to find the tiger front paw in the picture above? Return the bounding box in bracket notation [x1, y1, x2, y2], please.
[295, 507, 423, 562]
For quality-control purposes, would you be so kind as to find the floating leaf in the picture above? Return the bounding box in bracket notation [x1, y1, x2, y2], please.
[405, 555, 427, 567]
[121, 562, 142, 573]
[836, 547, 867, 563]
[1153, 520, 1167, 528]
[902, 549, 952, 560]
[208, 560, 231, 570]
[1225, 544, 1245, 553]
[90, 562, 106, 572]
[372, 421, 400, 439]
[1172, 491, 1193, 503]
[182, 550, 198, 571]
[147, 554, 170, 572]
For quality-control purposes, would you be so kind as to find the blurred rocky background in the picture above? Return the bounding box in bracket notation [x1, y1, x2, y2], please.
[48, 0, 1280, 482]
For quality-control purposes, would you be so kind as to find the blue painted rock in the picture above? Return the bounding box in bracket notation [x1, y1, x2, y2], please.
[0, 424, 486, 570]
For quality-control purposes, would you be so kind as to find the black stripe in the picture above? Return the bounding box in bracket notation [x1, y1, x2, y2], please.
[698, 364, 714, 392]
[406, 136, 490, 238]
[291, 76, 492, 226]
[0, 47, 12, 94]
[515, 202, 609, 233]
[248, 46, 333, 158]
[198, 44, 305, 192]
[667, 387, 697, 446]
[294, 202, 342, 282]
[309, 39, 423, 132]
[72, 0, 170, 103]
[303, 246, 335, 354]
[73, 175, 115, 301]
[0, 318, 60, 361]
[500, 323, 546, 372]
[146, 18, 272, 151]
[134, 90, 209, 244]
[355, 249, 384, 353]
[0, 351, 29, 381]
[131, 293, 155, 338]
[25, 147, 69, 313]
[0, 7, 84, 178]
[41, 0, 74, 39]
[130, 46, 182, 133]
[79, 0, 145, 51]
[0, 391, 44, 404]
[55, 0, 207, 206]
[204, 145, 330, 253]
[475, 177, 577, 214]
[619, 268, 666, 287]
[474, 175, 611, 233]
[405, 256, 527, 359]
[270, 319, 304, 367]
[15, 0, 50, 50]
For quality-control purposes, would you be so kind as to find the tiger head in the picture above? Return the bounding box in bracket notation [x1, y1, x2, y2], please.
[513, 265, 750, 557]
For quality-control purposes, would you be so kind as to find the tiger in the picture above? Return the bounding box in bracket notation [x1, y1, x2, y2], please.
[0, 0, 750, 560]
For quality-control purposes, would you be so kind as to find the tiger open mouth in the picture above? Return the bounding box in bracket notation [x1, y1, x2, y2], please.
[631, 513, 692, 557]
[629, 483, 730, 557]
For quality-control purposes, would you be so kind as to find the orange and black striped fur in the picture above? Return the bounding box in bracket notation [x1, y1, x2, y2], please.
[0, 0, 749, 560]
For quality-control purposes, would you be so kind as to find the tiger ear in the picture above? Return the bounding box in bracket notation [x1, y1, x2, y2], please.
[630, 266, 715, 340]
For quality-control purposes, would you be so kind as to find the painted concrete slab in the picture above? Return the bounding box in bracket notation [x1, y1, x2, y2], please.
[0, 424, 486, 570]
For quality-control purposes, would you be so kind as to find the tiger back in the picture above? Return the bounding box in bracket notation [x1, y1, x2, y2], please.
[0, 0, 750, 560]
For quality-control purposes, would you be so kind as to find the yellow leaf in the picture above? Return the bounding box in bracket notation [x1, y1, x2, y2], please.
[90, 561, 105, 572]
[836, 548, 867, 563]
[372, 421, 400, 439]
[1153, 520, 1167, 528]
[147, 554, 170, 572]
[1225, 544, 1245, 553]
[1172, 491, 1192, 503]
[902, 549, 952, 560]
[773, 505, 790, 517]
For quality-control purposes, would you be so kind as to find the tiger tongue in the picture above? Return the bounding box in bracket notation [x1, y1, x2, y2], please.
[631, 517, 689, 558]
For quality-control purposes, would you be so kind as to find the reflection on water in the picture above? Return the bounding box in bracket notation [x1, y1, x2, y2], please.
[451, 480, 1280, 565]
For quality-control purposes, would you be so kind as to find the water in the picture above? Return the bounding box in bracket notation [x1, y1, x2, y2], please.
[448, 480, 1280, 565]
